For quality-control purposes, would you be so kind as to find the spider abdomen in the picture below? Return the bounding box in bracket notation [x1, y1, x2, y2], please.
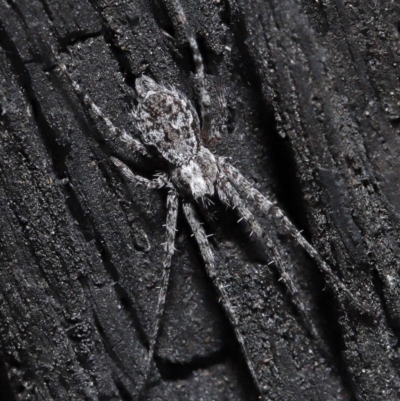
[135, 76, 201, 166]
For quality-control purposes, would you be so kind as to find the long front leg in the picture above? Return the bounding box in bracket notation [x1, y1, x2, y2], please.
[139, 190, 179, 397]
[217, 175, 330, 357]
[220, 160, 369, 314]
[182, 202, 262, 395]
[110, 156, 178, 395]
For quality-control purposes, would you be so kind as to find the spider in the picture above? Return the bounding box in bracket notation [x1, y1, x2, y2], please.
[52, 0, 367, 397]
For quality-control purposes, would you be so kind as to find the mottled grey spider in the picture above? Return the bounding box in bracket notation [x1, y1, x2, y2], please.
[53, 0, 366, 397]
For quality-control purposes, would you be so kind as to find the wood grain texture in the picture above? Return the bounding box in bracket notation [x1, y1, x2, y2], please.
[0, 0, 399, 400]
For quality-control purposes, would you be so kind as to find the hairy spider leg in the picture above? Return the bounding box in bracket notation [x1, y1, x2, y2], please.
[221, 161, 370, 314]
[53, 50, 148, 156]
[217, 174, 331, 358]
[110, 157, 169, 189]
[111, 157, 179, 397]
[216, 77, 228, 134]
[168, 0, 214, 143]
[182, 202, 262, 395]
[139, 190, 179, 397]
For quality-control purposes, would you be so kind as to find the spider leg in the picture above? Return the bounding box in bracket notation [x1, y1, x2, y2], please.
[110, 157, 169, 189]
[169, 0, 216, 144]
[220, 160, 369, 314]
[217, 176, 330, 357]
[110, 156, 177, 394]
[216, 78, 228, 137]
[182, 202, 262, 395]
[51, 49, 147, 156]
[138, 190, 179, 397]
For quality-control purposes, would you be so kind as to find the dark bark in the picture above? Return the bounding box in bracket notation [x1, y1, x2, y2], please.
[0, 0, 399, 400]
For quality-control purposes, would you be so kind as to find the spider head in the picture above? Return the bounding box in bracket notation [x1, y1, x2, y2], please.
[135, 75, 161, 98]
[172, 147, 218, 199]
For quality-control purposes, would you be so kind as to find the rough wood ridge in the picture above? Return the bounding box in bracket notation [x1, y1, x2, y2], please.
[0, 0, 399, 400]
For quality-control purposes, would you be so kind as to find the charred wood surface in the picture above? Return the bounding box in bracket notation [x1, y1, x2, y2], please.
[0, 0, 399, 400]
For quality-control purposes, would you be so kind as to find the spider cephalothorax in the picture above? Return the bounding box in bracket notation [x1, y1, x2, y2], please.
[135, 75, 218, 200]
[54, 0, 367, 398]
[171, 146, 218, 199]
